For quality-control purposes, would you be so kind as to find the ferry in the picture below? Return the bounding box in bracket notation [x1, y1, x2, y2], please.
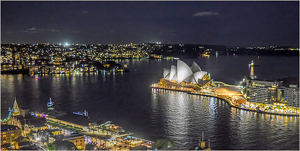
[249, 60, 259, 66]
[47, 98, 54, 110]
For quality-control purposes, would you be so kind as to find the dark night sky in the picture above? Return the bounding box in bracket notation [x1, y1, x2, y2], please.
[1, 1, 299, 47]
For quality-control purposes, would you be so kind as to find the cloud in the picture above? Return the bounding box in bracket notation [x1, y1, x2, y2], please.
[23, 27, 42, 33]
[193, 11, 218, 17]
[6, 31, 13, 34]
[47, 29, 60, 32]
[23, 27, 60, 33]
[28, 27, 37, 31]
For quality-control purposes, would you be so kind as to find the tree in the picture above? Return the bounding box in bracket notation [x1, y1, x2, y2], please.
[152, 139, 175, 149]
[85, 143, 96, 150]
[47, 142, 56, 150]
[26, 131, 34, 141]
[55, 140, 77, 150]
[113, 144, 117, 151]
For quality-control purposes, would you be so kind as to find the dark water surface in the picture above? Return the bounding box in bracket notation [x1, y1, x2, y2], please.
[1, 56, 299, 149]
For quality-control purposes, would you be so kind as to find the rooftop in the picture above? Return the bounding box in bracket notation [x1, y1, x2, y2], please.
[1, 124, 20, 131]
[13, 115, 47, 127]
[48, 111, 91, 126]
[63, 134, 84, 140]
[277, 77, 299, 87]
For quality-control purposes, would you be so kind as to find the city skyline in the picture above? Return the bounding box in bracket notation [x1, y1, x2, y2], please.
[1, 1, 299, 47]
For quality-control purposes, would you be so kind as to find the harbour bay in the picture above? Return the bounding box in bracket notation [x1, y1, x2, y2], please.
[1, 56, 299, 149]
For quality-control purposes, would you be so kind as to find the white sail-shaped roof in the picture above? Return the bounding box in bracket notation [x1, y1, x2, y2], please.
[165, 75, 170, 80]
[163, 68, 170, 79]
[183, 75, 196, 83]
[162, 60, 209, 83]
[171, 73, 177, 81]
[193, 71, 207, 82]
[169, 65, 177, 81]
[177, 60, 193, 83]
[191, 62, 201, 73]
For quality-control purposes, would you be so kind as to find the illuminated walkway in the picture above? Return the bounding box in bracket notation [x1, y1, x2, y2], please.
[150, 84, 299, 117]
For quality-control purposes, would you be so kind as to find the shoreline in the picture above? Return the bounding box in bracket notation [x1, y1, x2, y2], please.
[151, 86, 299, 117]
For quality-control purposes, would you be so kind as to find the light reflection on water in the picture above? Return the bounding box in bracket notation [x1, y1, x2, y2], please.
[150, 88, 299, 149]
[1, 56, 299, 150]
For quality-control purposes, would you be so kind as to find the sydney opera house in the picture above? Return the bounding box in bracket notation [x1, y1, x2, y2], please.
[160, 60, 211, 88]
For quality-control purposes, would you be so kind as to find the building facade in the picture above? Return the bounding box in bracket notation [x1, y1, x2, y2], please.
[278, 84, 299, 107]
[247, 79, 281, 104]
[1, 124, 22, 148]
[246, 78, 299, 107]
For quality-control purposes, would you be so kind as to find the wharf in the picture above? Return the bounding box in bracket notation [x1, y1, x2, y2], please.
[152, 86, 299, 117]
[1, 69, 29, 74]
[150, 85, 193, 92]
[190, 92, 299, 117]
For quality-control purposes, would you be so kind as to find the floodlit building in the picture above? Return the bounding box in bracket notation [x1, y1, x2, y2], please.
[163, 60, 211, 85]
[277, 77, 299, 107]
[7, 98, 47, 131]
[1, 124, 22, 149]
[63, 134, 85, 150]
[246, 79, 281, 104]
[246, 77, 299, 107]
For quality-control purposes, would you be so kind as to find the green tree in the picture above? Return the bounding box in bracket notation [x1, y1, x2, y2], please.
[55, 140, 78, 150]
[26, 131, 34, 141]
[85, 143, 96, 150]
[47, 142, 56, 150]
[152, 139, 175, 149]
[113, 144, 117, 151]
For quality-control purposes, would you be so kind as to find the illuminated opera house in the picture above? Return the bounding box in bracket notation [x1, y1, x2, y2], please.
[158, 60, 211, 88]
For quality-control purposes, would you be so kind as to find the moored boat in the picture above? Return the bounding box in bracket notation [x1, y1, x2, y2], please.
[190, 132, 211, 150]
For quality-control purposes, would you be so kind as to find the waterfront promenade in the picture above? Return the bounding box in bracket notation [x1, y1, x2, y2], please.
[150, 84, 300, 117]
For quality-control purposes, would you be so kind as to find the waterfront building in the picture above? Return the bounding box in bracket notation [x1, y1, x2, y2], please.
[247, 79, 281, 104]
[8, 108, 48, 135]
[1, 124, 22, 149]
[63, 134, 85, 150]
[46, 111, 89, 131]
[7, 99, 48, 135]
[277, 77, 299, 107]
[12, 98, 20, 116]
[246, 77, 299, 107]
[163, 60, 211, 86]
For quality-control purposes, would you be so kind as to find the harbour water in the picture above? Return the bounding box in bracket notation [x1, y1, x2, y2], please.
[1, 56, 299, 149]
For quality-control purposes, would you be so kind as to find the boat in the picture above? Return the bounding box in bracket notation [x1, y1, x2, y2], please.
[47, 98, 54, 110]
[249, 60, 259, 66]
[34, 76, 40, 80]
[189, 132, 211, 150]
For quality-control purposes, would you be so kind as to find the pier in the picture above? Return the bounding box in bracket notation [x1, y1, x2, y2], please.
[151, 85, 299, 117]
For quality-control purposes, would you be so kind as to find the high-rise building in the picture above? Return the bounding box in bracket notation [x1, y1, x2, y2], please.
[1, 124, 21, 148]
[246, 77, 299, 107]
[277, 77, 299, 107]
[246, 79, 281, 104]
